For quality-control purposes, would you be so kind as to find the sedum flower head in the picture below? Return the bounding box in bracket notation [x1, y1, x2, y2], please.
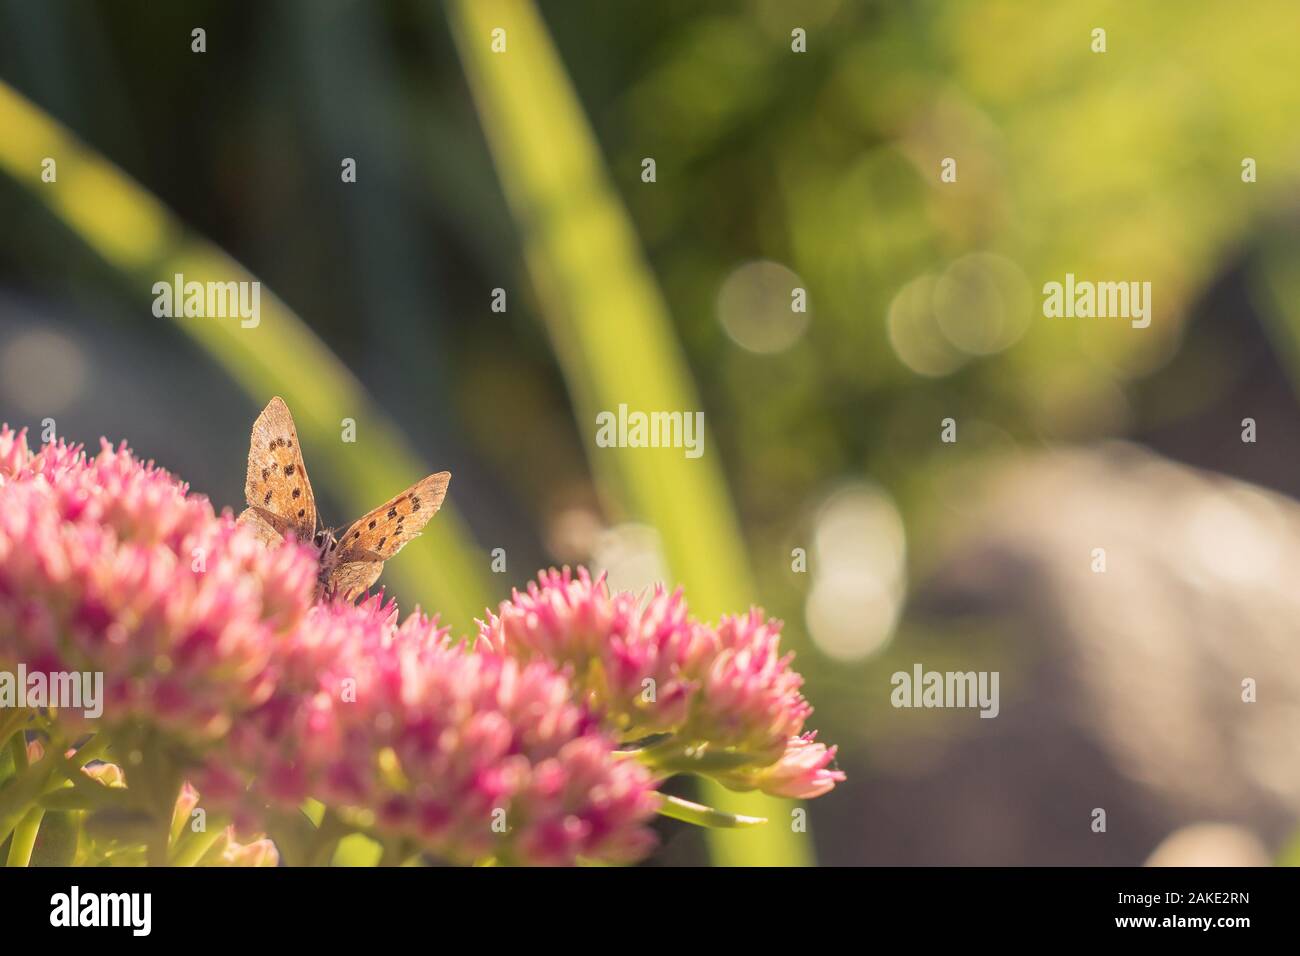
[480, 567, 842, 799]
[479, 567, 704, 738]
[219, 595, 658, 866]
[684, 609, 812, 762]
[0, 431, 316, 744]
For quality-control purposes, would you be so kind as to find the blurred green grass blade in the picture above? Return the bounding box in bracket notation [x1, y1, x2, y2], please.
[1277, 827, 1300, 867]
[0, 80, 490, 633]
[447, 0, 810, 866]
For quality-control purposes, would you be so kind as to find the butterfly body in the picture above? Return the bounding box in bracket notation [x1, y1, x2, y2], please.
[236, 397, 449, 601]
[311, 527, 342, 589]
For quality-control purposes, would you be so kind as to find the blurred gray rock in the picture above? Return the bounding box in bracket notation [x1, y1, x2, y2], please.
[846, 443, 1300, 864]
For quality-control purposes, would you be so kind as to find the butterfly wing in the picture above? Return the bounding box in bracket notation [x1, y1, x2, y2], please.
[325, 558, 386, 601]
[237, 505, 297, 546]
[331, 472, 450, 579]
[237, 396, 317, 542]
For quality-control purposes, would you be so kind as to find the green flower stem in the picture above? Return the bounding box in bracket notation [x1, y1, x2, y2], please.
[5, 806, 45, 866]
[111, 725, 184, 867]
[0, 709, 30, 755]
[635, 738, 765, 776]
[0, 750, 58, 846]
[170, 820, 229, 867]
[38, 734, 114, 801]
[8, 730, 28, 773]
[656, 794, 767, 829]
[147, 820, 172, 866]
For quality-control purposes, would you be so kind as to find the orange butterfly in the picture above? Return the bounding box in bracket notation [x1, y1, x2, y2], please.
[236, 397, 450, 600]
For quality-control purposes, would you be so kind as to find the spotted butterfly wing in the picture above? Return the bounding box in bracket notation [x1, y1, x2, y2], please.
[326, 472, 450, 597]
[325, 555, 387, 602]
[236, 397, 317, 543]
[239, 504, 298, 548]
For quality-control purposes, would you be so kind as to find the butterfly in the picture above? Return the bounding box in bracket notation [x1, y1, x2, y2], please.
[236, 396, 450, 601]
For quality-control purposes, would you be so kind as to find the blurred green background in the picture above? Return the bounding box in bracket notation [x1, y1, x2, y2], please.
[3, 0, 1300, 866]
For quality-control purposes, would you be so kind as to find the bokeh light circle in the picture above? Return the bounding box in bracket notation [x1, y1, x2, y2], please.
[717, 260, 811, 354]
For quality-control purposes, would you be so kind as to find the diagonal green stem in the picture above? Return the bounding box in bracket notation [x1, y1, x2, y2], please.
[5, 807, 45, 866]
[0, 749, 58, 847]
[445, 0, 810, 867]
[0, 710, 30, 754]
[0, 80, 492, 633]
[8, 731, 29, 773]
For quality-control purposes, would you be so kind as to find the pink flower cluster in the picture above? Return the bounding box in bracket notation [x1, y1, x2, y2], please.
[0, 428, 657, 864]
[209, 595, 656, 865]
[0, 427, 842, 866]
[478, 570, 703, 737]
[479, 568, 844, 799]
[0, 428, 315, 743]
